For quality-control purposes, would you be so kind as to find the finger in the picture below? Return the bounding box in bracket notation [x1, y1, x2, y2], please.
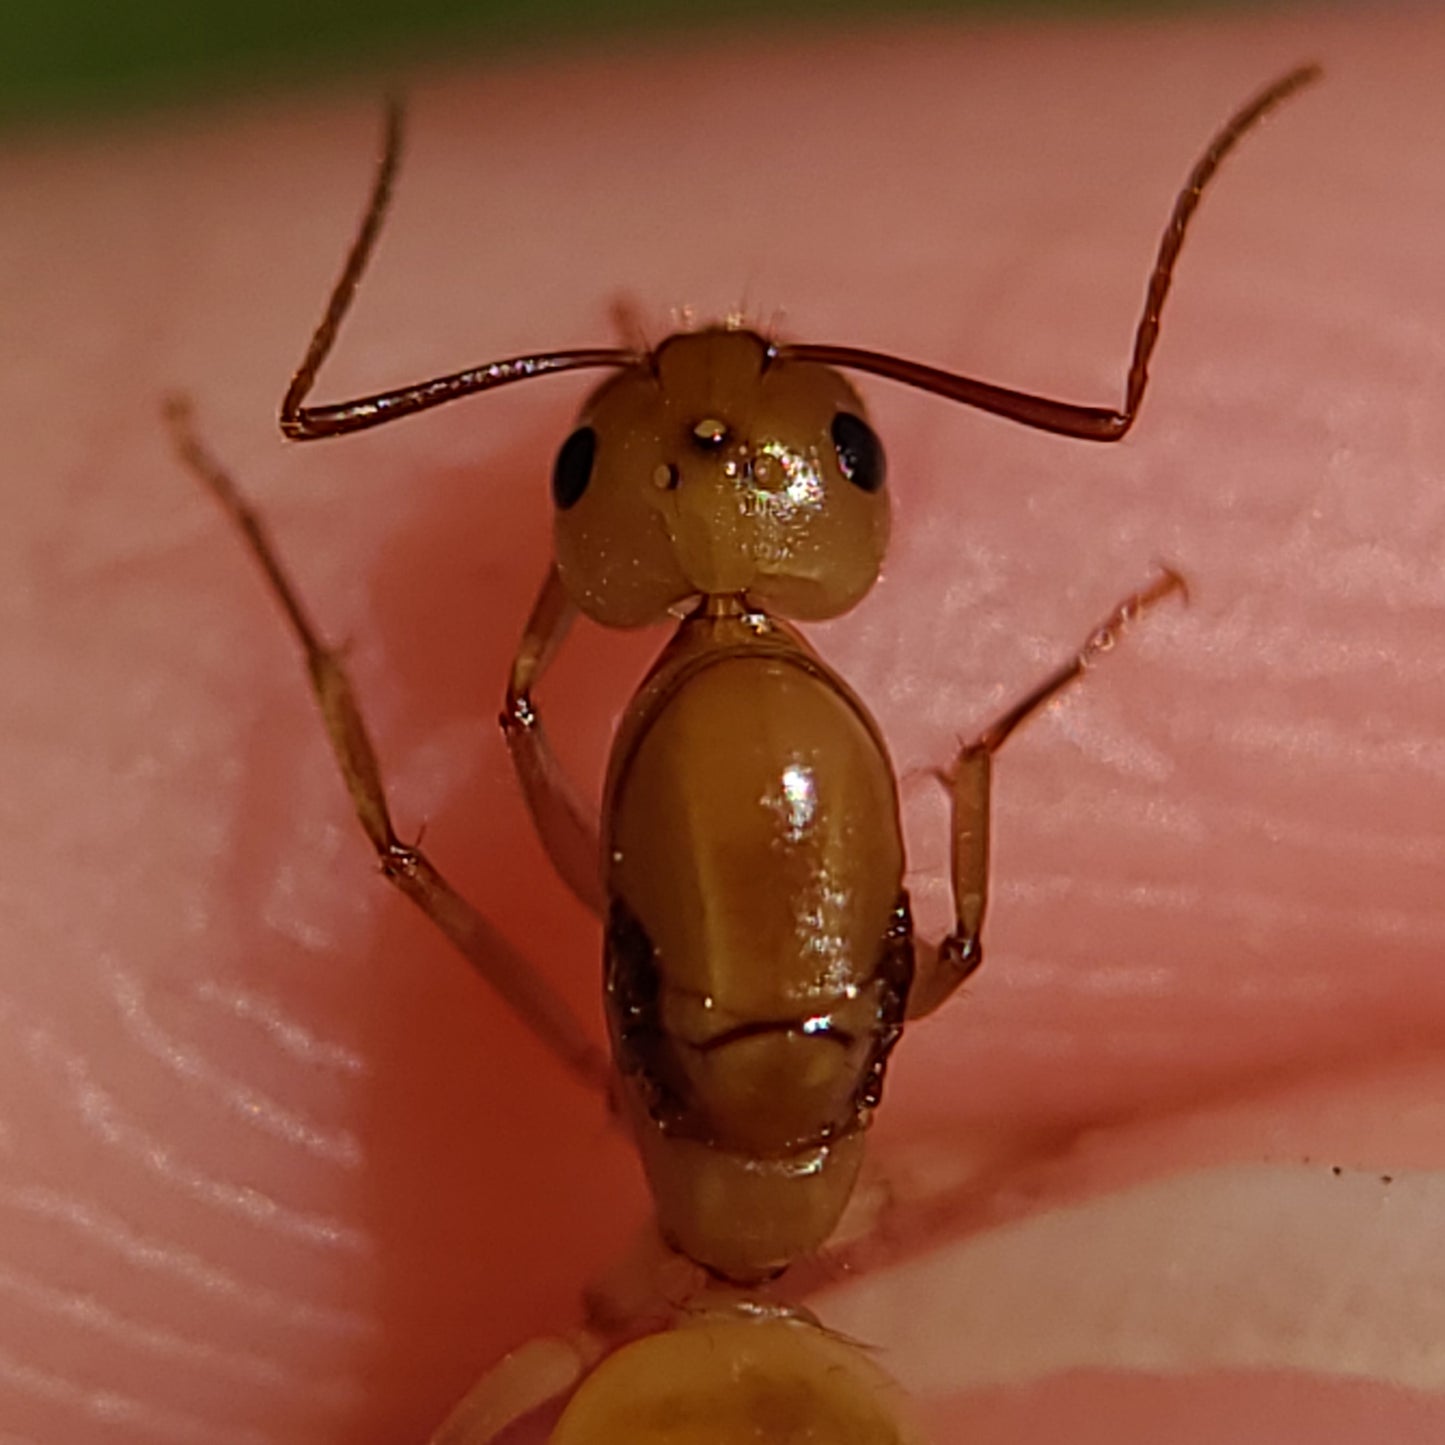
[4, 13, 1441, 1445]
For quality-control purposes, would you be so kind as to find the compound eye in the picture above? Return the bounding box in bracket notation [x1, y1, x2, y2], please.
[830, 412, 885, 493]
[553, 426, 597, 510]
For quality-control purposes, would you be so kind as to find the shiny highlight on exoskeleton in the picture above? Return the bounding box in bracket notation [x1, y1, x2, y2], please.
[167, 63, 1318, 1444]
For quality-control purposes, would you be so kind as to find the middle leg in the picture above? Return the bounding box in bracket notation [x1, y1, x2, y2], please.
[907, 568, 1187, 1019]
[167, 398, 610, 1092]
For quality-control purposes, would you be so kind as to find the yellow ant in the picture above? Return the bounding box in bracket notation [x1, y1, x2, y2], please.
[167, 62, 1318, 1443]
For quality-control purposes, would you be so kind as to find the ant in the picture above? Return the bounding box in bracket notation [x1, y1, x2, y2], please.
[168, 62, 1318, 1444]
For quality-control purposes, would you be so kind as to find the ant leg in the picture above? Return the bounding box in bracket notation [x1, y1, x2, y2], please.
[428, 1224, 691, 1442]
[501, 567, 607, 919]
[165, 396, 609, 1094]
[907, 567, 1187, 1019]
[427, 1330, 605, 1444]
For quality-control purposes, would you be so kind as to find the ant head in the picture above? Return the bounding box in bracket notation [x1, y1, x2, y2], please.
[551, 327, 889, 628]
[286, 67, 1322, 630]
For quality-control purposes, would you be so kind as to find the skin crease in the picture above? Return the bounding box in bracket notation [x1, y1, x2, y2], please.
[4, 9, 1445, 1444]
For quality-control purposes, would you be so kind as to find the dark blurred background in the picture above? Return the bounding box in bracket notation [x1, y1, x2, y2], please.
[2, 0, 1251, 129]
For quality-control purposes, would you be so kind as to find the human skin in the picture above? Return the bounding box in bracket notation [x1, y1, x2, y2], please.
[4, 9, 1445, 1444]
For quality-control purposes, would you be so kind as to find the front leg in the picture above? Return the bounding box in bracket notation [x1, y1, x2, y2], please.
[908, 568, 1187, 1019]
[500, 565, 607, 919]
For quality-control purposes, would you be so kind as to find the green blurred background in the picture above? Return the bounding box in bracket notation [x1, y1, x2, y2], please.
[2, 0, 1247, 129]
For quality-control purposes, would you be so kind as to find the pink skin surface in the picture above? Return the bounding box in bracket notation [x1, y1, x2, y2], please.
[4, 10, 1445, 1443]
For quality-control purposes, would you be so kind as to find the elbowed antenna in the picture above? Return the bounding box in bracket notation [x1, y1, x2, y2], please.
[279, 65, 1318, 445]
[776, 63, 1321, 442]
[279, 100, 638, 441]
